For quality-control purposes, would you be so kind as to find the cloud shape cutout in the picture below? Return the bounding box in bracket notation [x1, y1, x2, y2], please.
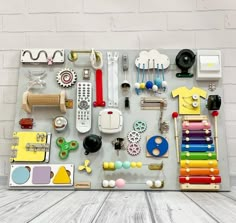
[135, 49, 170, 69]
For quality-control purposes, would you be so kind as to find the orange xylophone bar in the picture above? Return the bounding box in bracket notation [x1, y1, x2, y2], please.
[180, 168, 220, 176]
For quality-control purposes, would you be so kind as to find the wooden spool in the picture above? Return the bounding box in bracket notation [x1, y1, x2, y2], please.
[22, 91, 66, 113]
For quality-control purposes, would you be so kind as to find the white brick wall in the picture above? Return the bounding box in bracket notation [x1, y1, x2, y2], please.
[140, 31, 195, 49]
[140, 0, 195, 12]
[0, 0, 236, 183]
[0, 34, 26, 50]
[225, 12, 236, 29]
[84, 0, 138, 13]
[111, 14, 166, 31]
[167, 12, 224, 30]
[0, 0, 25, 14]
[56, 15, 111, 32]
[197, 0, 236, 10]
[29, 0, 81, 13]
[3, 15, 55, 32]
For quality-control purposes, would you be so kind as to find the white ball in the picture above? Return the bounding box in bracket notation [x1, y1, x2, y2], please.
[152, 85, 158, 92]
[154, 180, 162, 188]
[134, 82, 140, 89]
[109, 180, 116, 188]
[162, 81, 167, 88]
[146, 180, 153, 187]
[102, 180, 109, 187]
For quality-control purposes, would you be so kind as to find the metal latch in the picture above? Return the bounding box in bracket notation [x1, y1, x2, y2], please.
[140, 97, 167, 110]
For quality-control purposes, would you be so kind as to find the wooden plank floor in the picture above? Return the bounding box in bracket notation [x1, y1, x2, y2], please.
[0, 186, 236, 223]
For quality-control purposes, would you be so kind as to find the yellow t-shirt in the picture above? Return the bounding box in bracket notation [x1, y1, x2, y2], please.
[172, 87, 207, 115]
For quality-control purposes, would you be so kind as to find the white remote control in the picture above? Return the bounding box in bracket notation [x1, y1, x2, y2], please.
[76, 82, 92, 133]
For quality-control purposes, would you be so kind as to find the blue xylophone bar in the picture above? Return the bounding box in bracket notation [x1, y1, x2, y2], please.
[181, 144, 215, 152]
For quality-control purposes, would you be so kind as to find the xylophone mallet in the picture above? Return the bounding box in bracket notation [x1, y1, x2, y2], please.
[212, 111, 219, 161]
[172, 112, 180, 163]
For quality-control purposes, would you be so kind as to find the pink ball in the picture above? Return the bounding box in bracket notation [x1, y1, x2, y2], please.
[115, 178, 126, 188]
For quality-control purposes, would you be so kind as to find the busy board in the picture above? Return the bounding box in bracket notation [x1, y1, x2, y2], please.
[8, 49, 230, 191]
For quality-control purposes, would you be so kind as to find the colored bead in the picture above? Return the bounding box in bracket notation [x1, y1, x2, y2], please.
[152, 85, 158, 92]
[162, 81, 167, 88]
[136, 162, 142, 168]
[140, 83, 146, 89]
[134, 82, 140, 89]
[102, 180, 109, 187]
[109, 180, 116, 187]
[115, 161, 123, 169]
[146, 180, 153, 187]
[108, 162, 115, 169]
[154, 78, 162, 88]
[131, 162, 136, 168]
[154, 180, 162, 188]
[145, 81, 153, 90]
[122, 161, 131, 169]
[103, 162, 108, 169]
[115, 178, 126, 188]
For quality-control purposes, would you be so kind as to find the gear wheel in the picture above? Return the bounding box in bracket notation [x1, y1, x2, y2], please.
[56, 68, 77, 88]
[127, 130, 141, 143]
[127, 143, 141, 156]
[133, 120, 147, 133]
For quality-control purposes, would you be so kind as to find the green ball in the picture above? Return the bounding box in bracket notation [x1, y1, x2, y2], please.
[122, 161, 131, 169]
[115, 161, 123, 169]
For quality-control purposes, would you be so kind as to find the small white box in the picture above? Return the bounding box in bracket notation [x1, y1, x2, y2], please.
[196, 50, 222, 80]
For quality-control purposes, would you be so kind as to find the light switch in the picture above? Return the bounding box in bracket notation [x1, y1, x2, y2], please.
[196, 50, 222, 80]
[200, 55, 220, 71]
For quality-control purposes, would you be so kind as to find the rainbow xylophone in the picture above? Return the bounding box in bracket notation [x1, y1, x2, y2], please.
[179, 115, 221, 191]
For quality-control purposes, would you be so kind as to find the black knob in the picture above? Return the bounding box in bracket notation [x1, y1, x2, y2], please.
[83, 134, 102, 155]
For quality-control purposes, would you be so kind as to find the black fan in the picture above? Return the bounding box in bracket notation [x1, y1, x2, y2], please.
[176, 49, 196, 78]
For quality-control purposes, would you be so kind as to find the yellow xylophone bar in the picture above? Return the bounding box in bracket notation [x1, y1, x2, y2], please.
[180, 160, 218, 168]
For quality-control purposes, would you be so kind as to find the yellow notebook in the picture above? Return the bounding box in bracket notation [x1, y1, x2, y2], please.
[11, 132, 48, 162]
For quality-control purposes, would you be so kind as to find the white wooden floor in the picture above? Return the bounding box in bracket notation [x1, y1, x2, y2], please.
[1, 186, 236, 223]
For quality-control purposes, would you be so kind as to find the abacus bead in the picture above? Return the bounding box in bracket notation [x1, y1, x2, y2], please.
[146, 180, 153, 187]
[102, 180, 109, 187]
[108, 162, 115, 169]
[131, 162, 136, 168]
[136, 162, 143, 168]
[115, 161, 123, 169]
[122, 161, 131, 169]
[140, 83, 146, 89]
[103, 162, 108, 169]
[134, 82, 140, 89]
[154, 180, 162, 188]
[109, 180, 116, 187]
[152, 85, 158, 92]
[162, 81, 167, 88]
[115, 178, 126, 188]
[145, 81, 153, 89]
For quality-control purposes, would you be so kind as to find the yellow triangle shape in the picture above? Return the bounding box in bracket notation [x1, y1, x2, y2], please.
[53, 166, 71, 184]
